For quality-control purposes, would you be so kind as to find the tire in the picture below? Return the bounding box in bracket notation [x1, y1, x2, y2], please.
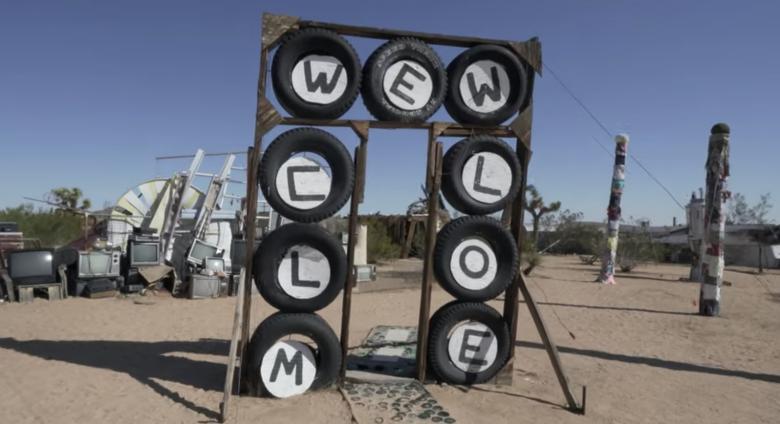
[259, 127, 354, 223]
[441, 135, 522, 215]
[362, 38, 446, 122]
[254, 223, 346, 312]
[247, 312, 341, 398]
[271, 28, 361, 119]
[433, 216, 518, 302]
[428, 301, 510, 385]
[444, 44, 528, 125]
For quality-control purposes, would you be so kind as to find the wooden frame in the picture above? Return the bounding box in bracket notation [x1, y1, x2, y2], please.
[221, 12, 584, 422]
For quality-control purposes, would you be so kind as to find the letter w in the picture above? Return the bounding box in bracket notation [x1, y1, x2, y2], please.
[304, 60, 344, 94]
[466, 66, 502, 106]
[270, 348, 304, 385]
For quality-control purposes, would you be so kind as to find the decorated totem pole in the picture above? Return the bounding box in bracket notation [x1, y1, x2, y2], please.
[699, 123, 730, 316]
[597, 134, 629, 284]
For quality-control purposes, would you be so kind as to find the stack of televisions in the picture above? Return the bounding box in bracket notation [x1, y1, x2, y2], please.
[247, 24, 530, 397]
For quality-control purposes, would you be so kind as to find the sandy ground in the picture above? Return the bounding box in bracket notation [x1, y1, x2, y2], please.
[1, 255, 778, 424]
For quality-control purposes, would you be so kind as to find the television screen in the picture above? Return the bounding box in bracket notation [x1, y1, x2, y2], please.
[131, 242, 159, 265]
[204, 257, 225, 273]
[8, 250, 55, 284]
[79, 252, 111, 276]
[189, 240, 218, 264]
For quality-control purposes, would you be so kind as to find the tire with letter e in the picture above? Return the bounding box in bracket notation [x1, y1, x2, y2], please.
[271, 28, 362, 119]
[441, 135, 522, 215]
[428, 301, 510, 385]
[259, 127, 354, 223]
[254, 223, 346, 312]
[362, 38, 447, 122]
[247, 312, 341, 398]
[433, 216, 518, 302]
[444, 44, 528, 125]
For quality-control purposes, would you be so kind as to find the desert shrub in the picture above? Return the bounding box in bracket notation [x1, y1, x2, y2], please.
[363, 217, 401, 263]
[615, 230, 662, 272]
[0, 204, 84, 248]
[521, 238, 541, 275]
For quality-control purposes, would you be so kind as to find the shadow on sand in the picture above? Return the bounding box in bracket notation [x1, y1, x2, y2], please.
[515, 340, 780, 384]
[0, 337, 228, 420]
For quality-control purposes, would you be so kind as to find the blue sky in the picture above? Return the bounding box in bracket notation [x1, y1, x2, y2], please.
[1, 0, 778, 225]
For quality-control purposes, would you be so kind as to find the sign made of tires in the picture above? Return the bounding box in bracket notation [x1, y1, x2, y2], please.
[251, 25, 530, 397]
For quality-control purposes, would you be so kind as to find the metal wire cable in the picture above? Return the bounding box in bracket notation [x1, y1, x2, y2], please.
[544, 63, 686, 210]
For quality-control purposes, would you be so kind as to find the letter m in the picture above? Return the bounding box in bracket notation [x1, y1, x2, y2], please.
[269, 348, 304, 385]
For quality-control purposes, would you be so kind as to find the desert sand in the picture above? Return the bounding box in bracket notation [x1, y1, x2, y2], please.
[1, 255, 778, 424]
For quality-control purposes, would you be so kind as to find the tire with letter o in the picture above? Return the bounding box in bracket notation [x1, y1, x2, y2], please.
[428, 301, 510, 385]
[441, 135, 522, 215]
[247, 312, 341, 398]
[444, 44, 528, 125]
[254, 223, 346, 312]
[362, 38, 446, 122]
[271, 28, 361, 119]
[433, 216, 518, 302]
[259, 127, 354, 223]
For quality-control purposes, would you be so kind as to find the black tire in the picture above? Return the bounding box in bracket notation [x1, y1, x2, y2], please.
[362, 38, 446, 122]
[247, 312, 341, 397]
[444, 44, 528, 125]
[254, 223, 346, 312]
[259, 127, 354, 223]
[433, 216, 518, 302]
[441, 135, 522, 215]
[271, 28, 361, 119]
[428, 301, 510, 385]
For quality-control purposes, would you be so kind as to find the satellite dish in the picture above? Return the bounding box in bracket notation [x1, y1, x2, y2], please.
[109, 178, 204, 243]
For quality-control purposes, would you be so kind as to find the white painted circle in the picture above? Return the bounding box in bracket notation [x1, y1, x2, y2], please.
[382, 60, 433, 111]
[277, 244, 331, 299]
[291, 55, 348, 104]
[260, 340, 317, 398]
[461, 152, 513, 204]
[449, 237, 498, 291]
[275, 156, 331, 210]
[459, 60, 511, 113]
[447, 321, 498, 373]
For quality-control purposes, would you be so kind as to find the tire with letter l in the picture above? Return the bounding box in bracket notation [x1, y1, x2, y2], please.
[254, 223, 346, 312]
[271, 28, 362, 119]
[428, 301, 510, 385]
[247, 312, 341, 397]
[441, 135, 522, 215]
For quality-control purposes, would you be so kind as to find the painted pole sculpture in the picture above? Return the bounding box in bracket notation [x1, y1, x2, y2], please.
[699, 123, 730, 316]
[597, 134, 629, 285]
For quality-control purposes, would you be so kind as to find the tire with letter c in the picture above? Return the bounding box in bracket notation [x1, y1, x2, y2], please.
[247, 312, 341, 397]
[433, 216, 518, 301]
[441, 135, 522, 215]
[444, 44, 528, 125]
[271, 28, 362, 119]
[254, 223, 346, 312]
[259, 127, 354, 223]
[428, 301, 510, 385]
[362, 38, 447, 122]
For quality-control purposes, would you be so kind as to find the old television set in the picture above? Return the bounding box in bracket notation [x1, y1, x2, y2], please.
[78, 250, 121, 279]
[187, 239, 220, 266]
[129, 240, 161, 267]
[7, 249, 56, 286]
[203, 257, 225, 273]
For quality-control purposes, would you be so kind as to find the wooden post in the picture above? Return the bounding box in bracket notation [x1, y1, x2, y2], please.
[220, 269, 246, 423]
[339, 132, 368, 380]
[415, 133, 443, 382]
[699, 123, 730, 317]
[597, 134, 629, 284]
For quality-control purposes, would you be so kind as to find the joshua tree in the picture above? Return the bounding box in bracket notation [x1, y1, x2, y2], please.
[524, 185, 561, 244]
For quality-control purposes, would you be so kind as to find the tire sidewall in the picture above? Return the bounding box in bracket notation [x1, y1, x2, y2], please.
[441, 136, 522, 215]
[445, 45, 528, 125]
[428, 302, 510, 384]
[259, 128, 354, 223]
[272, 29, 361, 119]
[254, 223, 346, 312]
